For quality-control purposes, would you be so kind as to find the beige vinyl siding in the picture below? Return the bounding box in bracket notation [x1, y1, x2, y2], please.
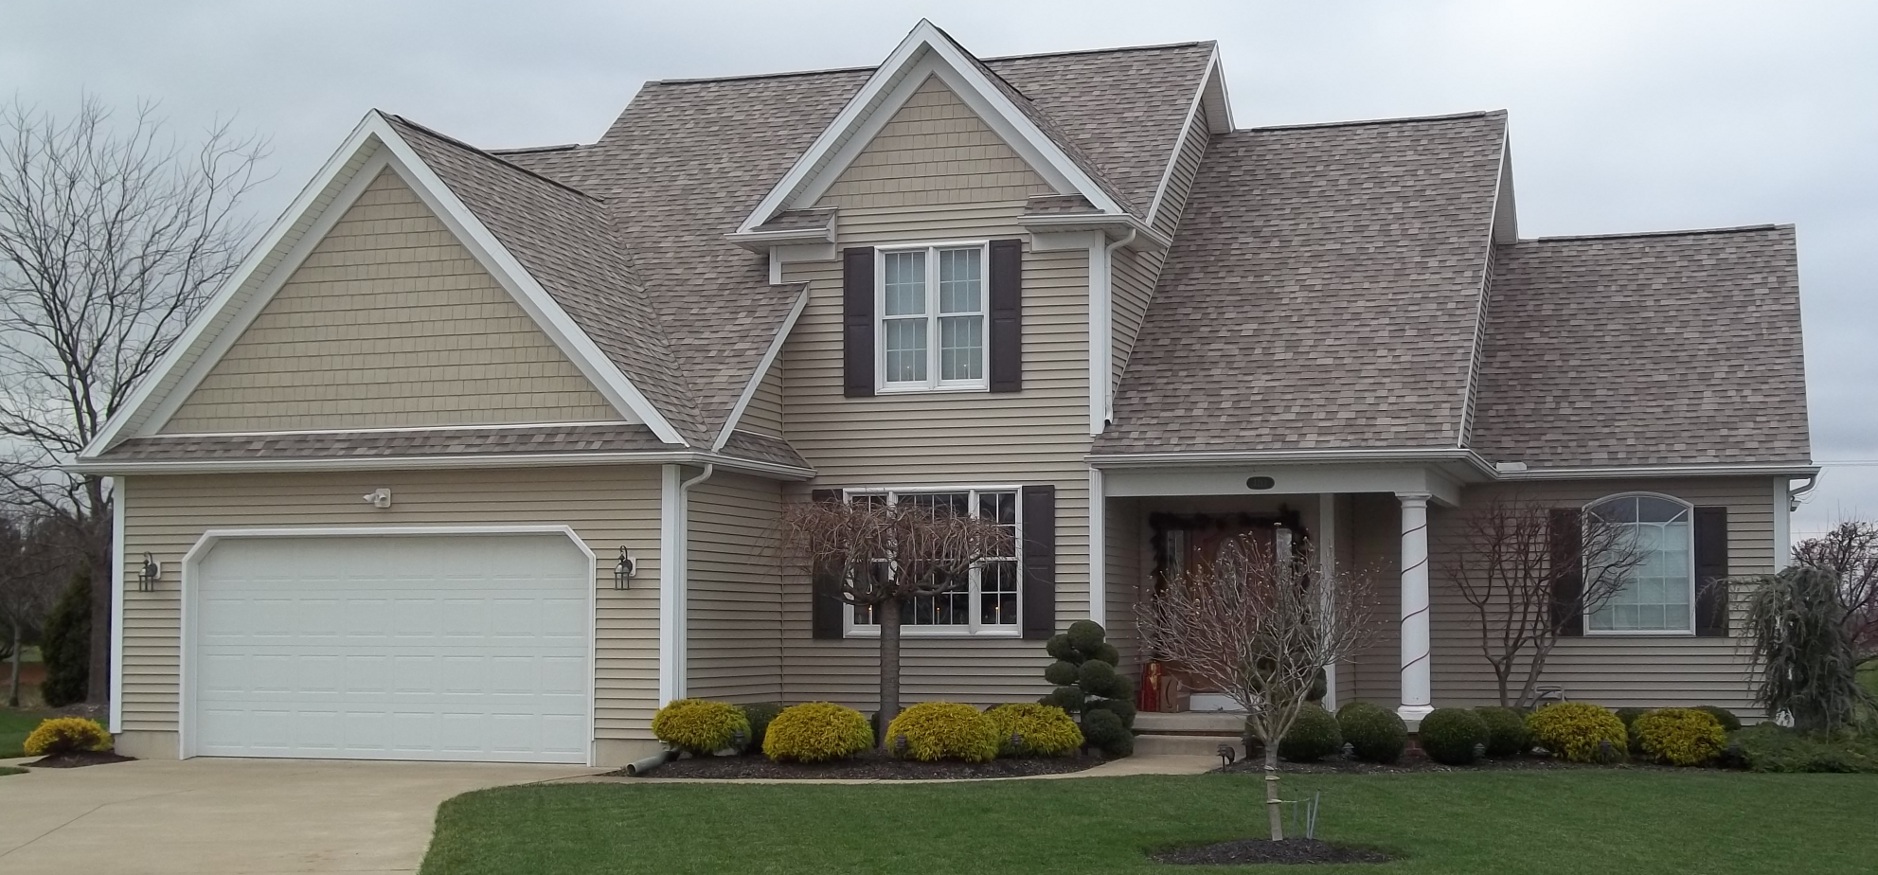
[1457, 245, 1496, 446]
[739, 363, 785, 439]
[818, 75, 1051, 208]
[161, 168, 622, 434]
[1348, 494, 1405, 705]
[117, 466, 662, 744]
[1150, 103, 1210, 239]
[1104, 496, 1145, 672]
[686, 472, 785, 703]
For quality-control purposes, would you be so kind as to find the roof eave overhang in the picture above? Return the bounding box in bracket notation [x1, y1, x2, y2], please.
[1493, 462, 1821, 481]
[1089, 447, 1499, 481]
[65, 450, 815, 481]
[724, 225, 836, 253]
[1020, 213, 1171, 250]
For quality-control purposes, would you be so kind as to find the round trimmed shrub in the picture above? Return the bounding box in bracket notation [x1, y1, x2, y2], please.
[885, 702, 1000, 763]
[739, 702, 783, 754]
[1065, 619, 1107, 652]
[23, 717, 110, 757]
[1081, 706, 1134, 758]
[985, 703, 1083, 757]
[1088, 695, 1136, 727]
[1077, 659, 1126, 699]
[1418, 708, 1490, 765]
[1277, 704, 1343, 762]
[1633, 708, 1727, 766]
[1615, 707, 1650, 728]
[1694, 705, 1743, 733]
[651, 699, 750, 756]
[1043, 660, 1080, 686]
[1527, 702, 1628, 764]
[763, 702, 873, 763]
[1040, 685, 1083, 712]
[1474, 706, 1531, 757]
[1337, 702, 1407, 764]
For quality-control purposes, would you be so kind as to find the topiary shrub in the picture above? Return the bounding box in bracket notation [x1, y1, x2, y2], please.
[1337, 702, 1406, 764]
[1527, 702, 1628, 763]
[1276, 704, 1342, 762]
[1633, 708, 1726, 766]
[651, 699, 750, 756]
[1694, 705, 1743, 733]
[23, 717, 110, 757]
[884, 702, 1000, 763]
[985, 703, 1083, 757]
[1614, 707, 1650, 728]
[763, 702, 873, 763]
[1418, 708, 1490, 765]
[1035, 620, 1134, 756]
[1081, 707, 1133, 758]
[740, 702, 784, 754]
[1474, 706, 1531, 757]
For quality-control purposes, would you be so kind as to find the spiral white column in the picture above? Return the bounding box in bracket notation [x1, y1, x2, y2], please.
[1396, 492, 1434, 726]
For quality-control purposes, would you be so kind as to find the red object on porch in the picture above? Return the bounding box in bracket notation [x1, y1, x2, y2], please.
[1139, 662, 1166, 712]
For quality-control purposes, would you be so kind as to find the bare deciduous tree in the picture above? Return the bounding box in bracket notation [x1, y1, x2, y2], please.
[0, 508, 72, 706]
[1790, 520, 1878, 667]
[0, 95, 268, 702]
[1446, 494, 1646, 708]
[778, 495, 1013, 729]
[1138, 536, 1379, 841]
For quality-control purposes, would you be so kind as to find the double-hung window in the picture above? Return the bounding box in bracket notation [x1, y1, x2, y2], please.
[878, 243, 988, 391]
[1585, 493, 1696, 635]
[845, 486, 1020, 636]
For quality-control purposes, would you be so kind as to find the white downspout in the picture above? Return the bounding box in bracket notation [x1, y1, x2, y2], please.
[1090, 228, 1137, 434]
[658, 462, 715, 705]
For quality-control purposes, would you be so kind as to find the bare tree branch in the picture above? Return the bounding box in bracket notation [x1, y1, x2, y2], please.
[1790, 520, 1878, 666]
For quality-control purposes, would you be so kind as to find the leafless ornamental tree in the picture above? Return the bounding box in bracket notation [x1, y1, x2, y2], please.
[0, 96, 267, 701]
[1138, 537, 1379, 841]
[1446, 495, 1646, 707]
[1791, 520, 1878, 667]
[779, 495, 1013, 729]
[0, 510, 66, 705]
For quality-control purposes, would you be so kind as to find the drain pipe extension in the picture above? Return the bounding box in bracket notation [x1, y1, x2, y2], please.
[625, 748, 679, 777]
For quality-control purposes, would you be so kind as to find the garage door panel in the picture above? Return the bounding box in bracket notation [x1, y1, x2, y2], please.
[190, 533, 590, 764]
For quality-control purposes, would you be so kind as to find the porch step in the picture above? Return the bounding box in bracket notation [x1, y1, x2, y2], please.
[1134, 712, 1246, 735]
[1134, 734, 1243, 759]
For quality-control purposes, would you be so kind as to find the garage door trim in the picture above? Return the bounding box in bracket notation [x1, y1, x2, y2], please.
[178, 524, 597, 765]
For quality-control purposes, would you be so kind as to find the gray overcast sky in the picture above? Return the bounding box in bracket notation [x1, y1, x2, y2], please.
[8, 1, 1872, 541]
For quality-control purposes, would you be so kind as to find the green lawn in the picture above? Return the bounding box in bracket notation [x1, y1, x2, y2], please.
[0, 766, 22, 777]
[0, 709, 44, 759]
[420, 771, 1878, 874]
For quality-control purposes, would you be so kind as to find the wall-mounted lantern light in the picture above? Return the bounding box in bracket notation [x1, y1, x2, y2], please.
[614, 546, 637, 590]
[361, 488, 393, 509]
[138, 552, 160, 592]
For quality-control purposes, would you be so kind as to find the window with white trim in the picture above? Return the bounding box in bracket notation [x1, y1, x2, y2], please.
[878, 243, 988, 391]
[846, 487, 1020, 636]
[1586, 493, 1696, 634]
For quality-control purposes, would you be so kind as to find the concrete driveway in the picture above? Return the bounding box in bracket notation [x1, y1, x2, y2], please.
[0, 757, 597, 874]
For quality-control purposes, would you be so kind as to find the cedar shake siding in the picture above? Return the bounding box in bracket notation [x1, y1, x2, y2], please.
[161, 169, 625, 434]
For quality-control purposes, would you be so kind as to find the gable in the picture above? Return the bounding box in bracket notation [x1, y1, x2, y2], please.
[816, 75, 1051, 209]
[159, 168, 623, 434]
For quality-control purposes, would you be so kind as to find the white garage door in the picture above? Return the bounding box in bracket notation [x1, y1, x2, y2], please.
[189, 532, 590, 763]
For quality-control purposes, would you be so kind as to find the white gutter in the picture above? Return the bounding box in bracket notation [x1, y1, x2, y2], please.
[1495, 462, 1822, 480]
[65, 450, 813, 481]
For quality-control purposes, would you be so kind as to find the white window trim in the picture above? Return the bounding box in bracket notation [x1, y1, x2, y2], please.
[842, 484, 1023, 639]
[1582, 491, 1698, 637]
[874, 240, 991, 394]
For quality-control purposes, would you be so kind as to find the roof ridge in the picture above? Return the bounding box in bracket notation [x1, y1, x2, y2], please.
[980, 40, 1212, 62]
[648, 39, 1213, 86]
[489, 143, 582, 155]
[1516, 223, 1787, 243]
[386, 114, 601, 202]
[1238, 110, 1502, 133]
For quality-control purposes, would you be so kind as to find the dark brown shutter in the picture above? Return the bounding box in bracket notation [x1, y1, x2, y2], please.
[810, 488, 845, 639]
[1694, 506, 1730, 637]
[988, 238, 1023, 393]
[1548, 508, 1585, 637]
[842, 247, 875, 398]
[1020, 484, 1055, 639]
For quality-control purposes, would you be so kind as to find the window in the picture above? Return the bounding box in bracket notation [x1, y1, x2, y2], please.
[877, 243, 988, 391]
[1585, 493, 1695, 634]
[846, 487, 1020, 636]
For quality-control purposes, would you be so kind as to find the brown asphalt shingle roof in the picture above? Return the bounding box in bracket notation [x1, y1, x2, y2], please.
[1470, 226, 1811, 467]
[1097, 112, 1507, 454]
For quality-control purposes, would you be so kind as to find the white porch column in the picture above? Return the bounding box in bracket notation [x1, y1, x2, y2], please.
[1397, 492, 1434, 724]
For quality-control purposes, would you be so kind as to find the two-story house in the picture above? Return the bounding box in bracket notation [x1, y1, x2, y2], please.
[74, 21, 1812, 767]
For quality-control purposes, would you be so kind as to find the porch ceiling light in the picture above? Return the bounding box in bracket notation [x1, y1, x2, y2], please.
[614, 546, 637, 590]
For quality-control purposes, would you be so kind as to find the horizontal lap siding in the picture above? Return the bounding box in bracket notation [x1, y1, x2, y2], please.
[1114, 106, 1206, 405]
[739, 365, 785, 439]
[161, 168, 621, 434]
[1105, 496, 1145, 672]
[686, 472, 784, 703]
[119, 467, 662, 740]
[1150, 104, 1209, 239]
[818, 76, 1050, 207]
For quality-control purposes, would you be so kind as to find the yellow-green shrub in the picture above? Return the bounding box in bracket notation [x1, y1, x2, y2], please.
[985, 703, 1083, 757]
[1633, 708, 1726, 766]
[1526, 702, 1628, 763]
[23, 717, 111, 757]
[651, 699, 750, 756]
[885, 702, 1000, 763]
[763, 702, 873, 763]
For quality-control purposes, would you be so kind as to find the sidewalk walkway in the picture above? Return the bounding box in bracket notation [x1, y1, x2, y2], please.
[554, 753, 1219, 786]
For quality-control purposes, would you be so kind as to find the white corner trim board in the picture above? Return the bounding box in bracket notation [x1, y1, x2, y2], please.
[109, 478, 125, 734]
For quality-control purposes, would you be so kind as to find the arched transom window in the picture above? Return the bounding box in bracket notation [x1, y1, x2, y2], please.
[1586, 493, 1695, 634]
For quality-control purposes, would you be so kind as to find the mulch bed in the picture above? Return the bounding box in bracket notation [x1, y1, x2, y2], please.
[1216, 750, 1681, 774]
[613, 750, 1102, 780]
[1152, 838, 1392, 866]
[23, 750, 136, 769]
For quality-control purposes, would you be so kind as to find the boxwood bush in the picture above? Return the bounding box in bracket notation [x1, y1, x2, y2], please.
[1418, 707, 1489, 765]
[651, 699, 750, 756]
[1695, 705, 1743, 733]
[739, 702, 784, 754]
[1336, 701, 1406, 764]
[1527, 702, 1628, 763]
[1275, 704, 1343, 762]
[884, 702, 1001, 763]
[1474, 706, 1530, 757]
[763, 702, 873, 763]
[1633, 708, 1726, 766]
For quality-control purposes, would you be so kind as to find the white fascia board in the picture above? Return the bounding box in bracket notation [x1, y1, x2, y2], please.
[109, 478, 124, 734]
[713, 287, 809, 450]
[736, 20, 1124, 234]
[1019, 213, 1171, 251]
[1495, 462, 1823, 480]
[1144, 48, 1219, 228]
[66, 449, 815, 481]
[1092, 447, 1497, 473]
[1456, 126, 1511, 449]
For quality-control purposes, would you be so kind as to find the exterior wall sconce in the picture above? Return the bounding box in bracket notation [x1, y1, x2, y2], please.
[138, 552, 161, 592]
[362, 488, 393, 509]
[614, 546, 637, 590]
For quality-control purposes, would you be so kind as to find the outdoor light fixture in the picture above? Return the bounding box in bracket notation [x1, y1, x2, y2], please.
[613, 546, 637, 590]
[138, 552, 160, 592]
